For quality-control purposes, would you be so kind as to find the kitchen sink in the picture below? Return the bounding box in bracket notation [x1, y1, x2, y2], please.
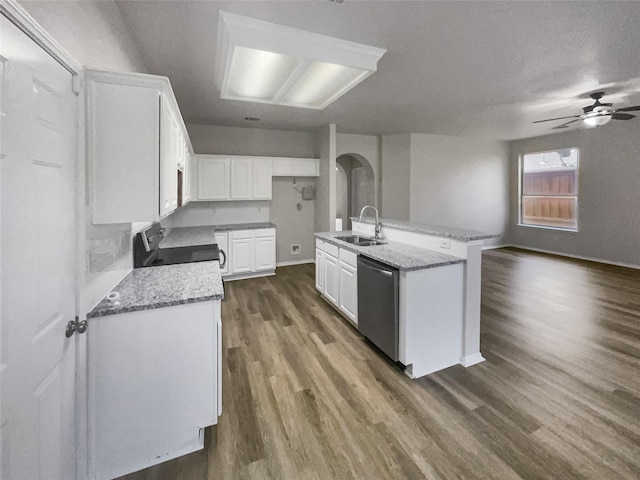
[335, 235, 387, 247]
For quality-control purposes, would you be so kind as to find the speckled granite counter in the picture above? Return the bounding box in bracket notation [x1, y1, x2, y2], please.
[88, 261, 224, 318]
[161, 222, 276, 248]
[351, 217, 498, 241]
[315, 231, 464, 271]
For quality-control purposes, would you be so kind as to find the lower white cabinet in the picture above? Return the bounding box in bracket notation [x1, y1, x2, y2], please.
[315, 246, 324, 291]
[229, 228, 276, 276]
[338, 249, 358, 325]
[88, 301, 221, 480]
[315, 239, 358, 325]
[231, 230, 256, 274]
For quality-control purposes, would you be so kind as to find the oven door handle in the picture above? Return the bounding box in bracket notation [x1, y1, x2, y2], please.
[219, 249, 226, 268]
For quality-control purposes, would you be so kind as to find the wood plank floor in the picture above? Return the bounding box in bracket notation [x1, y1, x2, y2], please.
[119, 248, 640, 480]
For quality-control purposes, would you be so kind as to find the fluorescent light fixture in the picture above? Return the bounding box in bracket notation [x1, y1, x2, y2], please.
[215, 12, 386, 109]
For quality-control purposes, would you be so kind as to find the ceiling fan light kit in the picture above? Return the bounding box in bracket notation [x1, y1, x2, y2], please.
[215, 11, 386, 110]
[534, 91, 639, 130]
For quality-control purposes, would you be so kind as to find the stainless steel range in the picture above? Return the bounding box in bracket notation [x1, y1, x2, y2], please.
[134, 223, 226, 268]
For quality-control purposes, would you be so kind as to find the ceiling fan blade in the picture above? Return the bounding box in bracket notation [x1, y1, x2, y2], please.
[616, 105, 640, 112]
[552, 118, 581, 129]
[611, 113, 636, 121]
[533, 115, 581, 124]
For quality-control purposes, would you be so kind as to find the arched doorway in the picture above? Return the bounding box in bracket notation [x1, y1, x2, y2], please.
[335, 153, 375, 231]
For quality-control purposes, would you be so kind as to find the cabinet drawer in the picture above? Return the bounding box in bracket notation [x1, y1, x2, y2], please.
[232, 229, 255, 240]
[255, 228, 275, 238]
[315, 238, 324, 249]
[324, 242, 339, 258]
[339, 248, 358, 268]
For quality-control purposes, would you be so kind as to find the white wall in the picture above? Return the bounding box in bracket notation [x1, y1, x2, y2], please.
[409, 134, 509, 244]
[381, 133, 411, 219]
[185, 123, 318, 263]
[314, 124, 336, 233]
[507, 122, 640, 267]
[18, 0, 149, 314]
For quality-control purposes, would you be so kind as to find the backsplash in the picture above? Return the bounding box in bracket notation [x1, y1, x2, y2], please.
[163, 201, 270, 228]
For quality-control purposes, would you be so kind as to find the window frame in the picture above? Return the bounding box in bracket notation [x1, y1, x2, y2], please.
[518, 148, 580, 232]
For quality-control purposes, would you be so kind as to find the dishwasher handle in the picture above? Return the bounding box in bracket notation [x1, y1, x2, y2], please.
[358, 256, 397, 276]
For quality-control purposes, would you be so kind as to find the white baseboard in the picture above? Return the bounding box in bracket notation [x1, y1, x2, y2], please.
[460, 353, 485, 367]
[500, 244, 640, 270]
[481, 243, 511, 250]
[276, 258, 315, 267]
[222, 271, 275, 282]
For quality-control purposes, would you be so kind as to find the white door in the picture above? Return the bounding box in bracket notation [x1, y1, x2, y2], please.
[214, 232, 229, 275]
[198, 157, 230, 200]
[159, 97, 177, 216]
[230, 157, 252, 199]
[255, 236, 276, 271]
[315, 249, 324, 291]
[1, 15, 77, 480]
[251, 158, 273, 199]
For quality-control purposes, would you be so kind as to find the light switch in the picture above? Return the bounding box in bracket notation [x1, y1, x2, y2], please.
[439, 239, 451, 249]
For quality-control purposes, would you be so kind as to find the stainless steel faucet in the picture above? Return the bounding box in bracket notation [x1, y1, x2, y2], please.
[358, 205, 382, 239]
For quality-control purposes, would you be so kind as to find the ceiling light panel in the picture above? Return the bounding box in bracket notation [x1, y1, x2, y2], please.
[283, 61, 369, 109]
[215, 11, 386, 110]
[226, 47, 299, 101]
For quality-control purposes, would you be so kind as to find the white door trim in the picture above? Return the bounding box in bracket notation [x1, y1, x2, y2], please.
[0, 0, 82, 75]
[1, 3, 88, 480]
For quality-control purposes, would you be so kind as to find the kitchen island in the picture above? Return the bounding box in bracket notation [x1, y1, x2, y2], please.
[86, 261, 223, 480]
[316, 219, 498, 378]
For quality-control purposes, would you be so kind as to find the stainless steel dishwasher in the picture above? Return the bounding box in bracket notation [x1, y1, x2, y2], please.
[357, 256, 400, 361]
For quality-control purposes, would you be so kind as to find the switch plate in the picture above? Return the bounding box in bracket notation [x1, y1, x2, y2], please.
[439, 239, 451, 249]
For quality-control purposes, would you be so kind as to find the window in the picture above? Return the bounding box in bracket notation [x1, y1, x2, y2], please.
[520, 148, 579, 230]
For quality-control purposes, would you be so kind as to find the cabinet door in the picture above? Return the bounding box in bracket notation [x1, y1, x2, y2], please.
[252, 158, 273, 200]
[230, 157, 252, 199]
[339, 262, 358, 325]
[293, 158, 319, 176]
[315, 248, 324, 291]
[159, 98, 178, 217]
[214, 232, 229, 275]
[198, 157, 230, 200]
[231, 237, 255, 274]
[255, 235, 276, 270]
[324, 253, 339, 306]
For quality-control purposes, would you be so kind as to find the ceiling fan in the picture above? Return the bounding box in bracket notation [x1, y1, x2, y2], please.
[533, 92, 640, 129]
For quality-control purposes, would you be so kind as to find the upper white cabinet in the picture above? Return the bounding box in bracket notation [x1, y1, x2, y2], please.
[272, 157, 319, 177]
[87, 69, 192, 223]
[196, 155, 274, 201]
[230, 157, 252, 200]
[252, 158, 274, 199]
[198, 157, 230, 200]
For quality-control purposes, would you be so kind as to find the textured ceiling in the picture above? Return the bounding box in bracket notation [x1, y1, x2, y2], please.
[114, 0, 640, 140]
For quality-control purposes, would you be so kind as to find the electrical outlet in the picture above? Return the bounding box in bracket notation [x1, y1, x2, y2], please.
[439, 239, 451, 249]
[290, 244, 301, 255]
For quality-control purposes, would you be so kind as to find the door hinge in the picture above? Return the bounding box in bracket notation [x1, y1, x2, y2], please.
[66, 317, 88, 337]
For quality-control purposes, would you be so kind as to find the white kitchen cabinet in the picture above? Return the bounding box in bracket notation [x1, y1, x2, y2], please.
[339, 249, 358, 325]
[196, 156, 272, 201]
[255, 229, 276, 270]
[272, 157, 319, 177]
[323, 250, 339, 306]
[230, 157, 252, 200]
[315, 239, 324, 292]
[252, 158, 273, 199]
[214, 232, 230, 275]
[198, 157, 230, 200]
[231, 230, 256, 274]
[86, 69, 192, 223]
[88, 300, 221, 480]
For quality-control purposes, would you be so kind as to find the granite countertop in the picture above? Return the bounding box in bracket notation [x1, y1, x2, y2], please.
[351, 217, 499, 241]
[87, 261, 224, 318]
[161, 223, 276, 248]
[315, 231, 464, 271]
